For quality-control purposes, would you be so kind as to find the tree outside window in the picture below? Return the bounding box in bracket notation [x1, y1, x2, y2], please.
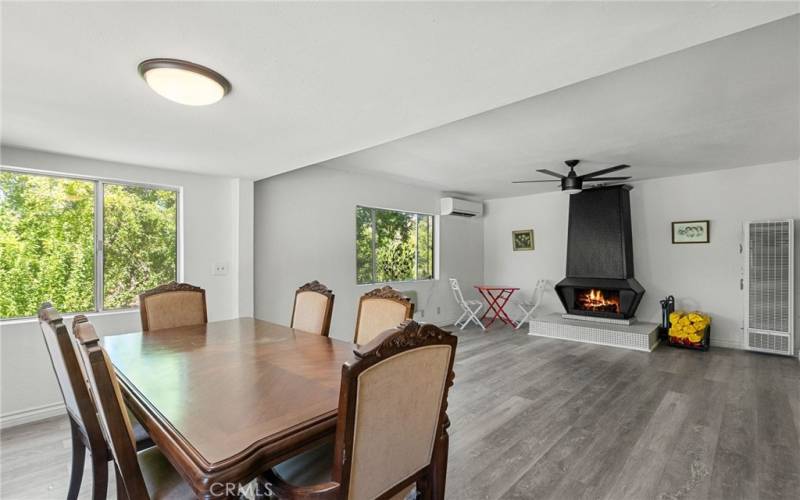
[0, 169, 178, 319]
[356, 206, 434, 285]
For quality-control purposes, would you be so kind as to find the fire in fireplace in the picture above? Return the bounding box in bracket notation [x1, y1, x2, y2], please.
[575, 288, 620, 314]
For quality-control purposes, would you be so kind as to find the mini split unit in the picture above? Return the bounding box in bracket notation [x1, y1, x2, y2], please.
[440, 197, 483, 218]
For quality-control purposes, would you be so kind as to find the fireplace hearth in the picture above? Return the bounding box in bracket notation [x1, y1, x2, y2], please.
[555, 186, 645, 320]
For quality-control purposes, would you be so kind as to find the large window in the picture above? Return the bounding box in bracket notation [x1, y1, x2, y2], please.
[0, 169, 178, 319]
[356, 206, 434, 285]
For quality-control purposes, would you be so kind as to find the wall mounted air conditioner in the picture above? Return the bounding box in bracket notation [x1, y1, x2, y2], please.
[441, 197, 483, 218]
[743, 220, 794, 356]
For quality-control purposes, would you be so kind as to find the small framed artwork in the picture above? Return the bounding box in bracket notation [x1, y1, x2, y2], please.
[512, 229, 534, 251]
[672, 220, 710, 244]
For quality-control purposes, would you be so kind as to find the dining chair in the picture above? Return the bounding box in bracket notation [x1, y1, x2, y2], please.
[354, 286, 414, 345]
[261, 320, 457, 500]
[449, 278, 485, 331]
[72, 315, 197, 499]
[37, 303, 153, 500]
[513, 279, 548, 330]
[290, 280, 335, 336]
[138, 281, 207, 332]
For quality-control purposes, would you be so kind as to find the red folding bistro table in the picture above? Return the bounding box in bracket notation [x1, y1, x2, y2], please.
[474, 285, 520, 327]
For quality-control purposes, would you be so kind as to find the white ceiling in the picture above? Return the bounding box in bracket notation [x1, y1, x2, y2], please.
[2, 2, 798, 181]
[322, 14, 800, 199]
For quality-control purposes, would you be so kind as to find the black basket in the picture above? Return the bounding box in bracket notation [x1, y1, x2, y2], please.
[666, 325, 710, 351]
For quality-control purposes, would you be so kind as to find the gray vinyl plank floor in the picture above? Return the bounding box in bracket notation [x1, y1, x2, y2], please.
[2, 324, 799, 499]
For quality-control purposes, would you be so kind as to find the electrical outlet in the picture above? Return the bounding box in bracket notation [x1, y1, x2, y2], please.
[420, 309, 425, 318]
[437, 306, 441, 315]
[212, 262, 228, 276]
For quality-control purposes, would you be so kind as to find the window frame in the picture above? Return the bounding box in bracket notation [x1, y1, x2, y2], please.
[0, 166, 181, 320]
[355, 204, 435, 286]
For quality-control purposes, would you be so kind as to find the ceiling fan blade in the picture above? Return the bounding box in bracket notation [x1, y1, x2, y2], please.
[587, 176, 631, 181]
[580, 164, 630, 179]
[536, 169, 566, 179]
[512, 180, 561, 184]
[585, 181, 629, 189]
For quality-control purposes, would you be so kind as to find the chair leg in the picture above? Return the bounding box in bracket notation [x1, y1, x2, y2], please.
[115, 466, 128, 500]
[458, 311, 470, 330]
[430, 428, 449, 500]
[90, 451, 108, 500]
[454, 310, 468, 328]
[466, 306, 485, 330]
[67, 418, 85, 500]
[514, 306, 537, 330]
[416, 475, 431, 500]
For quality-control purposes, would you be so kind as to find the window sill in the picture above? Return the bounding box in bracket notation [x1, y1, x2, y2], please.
[356, 278, 438, 287]
[1, 308, 139, 326]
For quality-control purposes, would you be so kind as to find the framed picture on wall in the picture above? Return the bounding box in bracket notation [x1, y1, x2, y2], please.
[512, 229, 534, 251]
[672, 220, 710, 244]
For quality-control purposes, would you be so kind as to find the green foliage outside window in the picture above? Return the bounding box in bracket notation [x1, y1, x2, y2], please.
[103, 184, 177, 309]
[356, 207, 373, 284]
[0, 170, 177, 319]
[0, 172, 95, 317]
[356, 206, 434, 284]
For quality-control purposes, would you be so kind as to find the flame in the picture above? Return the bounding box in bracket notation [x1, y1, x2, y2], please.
[576, 288, 620, 313]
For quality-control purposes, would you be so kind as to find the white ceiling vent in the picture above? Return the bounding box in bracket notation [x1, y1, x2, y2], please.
[441, 197, 483, 218]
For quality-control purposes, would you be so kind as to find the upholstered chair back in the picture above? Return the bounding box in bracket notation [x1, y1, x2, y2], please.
[138, 281, 207, 332]
[354, 286, 413, 345]
[73, 316, 150, 499]
[290, 281, 335, 336]
[334, 321, 457, 499]
[37, 303, 99, 436]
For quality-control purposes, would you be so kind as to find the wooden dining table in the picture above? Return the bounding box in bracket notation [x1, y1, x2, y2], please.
[102, 317, 355, 498]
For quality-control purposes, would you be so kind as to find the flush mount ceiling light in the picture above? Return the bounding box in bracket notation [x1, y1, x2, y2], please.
[138, 58, 231, 106]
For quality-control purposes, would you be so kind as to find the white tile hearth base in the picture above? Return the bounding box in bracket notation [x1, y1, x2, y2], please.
[561, 314, 636, 326]
[529, 313, 660, 352]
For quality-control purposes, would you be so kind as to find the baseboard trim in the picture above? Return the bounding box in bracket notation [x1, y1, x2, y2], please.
[711, 338, 743, 350]
[0, 402, 65, 429]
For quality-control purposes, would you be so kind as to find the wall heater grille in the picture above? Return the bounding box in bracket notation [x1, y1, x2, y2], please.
[744, 220, 794, 356]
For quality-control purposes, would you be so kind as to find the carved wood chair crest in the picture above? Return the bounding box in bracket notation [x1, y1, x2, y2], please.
[297, 280, 334, 298]
[357, 320, 451, 359]
[138, 281, 205, 300]
[362, 285, 411, 304]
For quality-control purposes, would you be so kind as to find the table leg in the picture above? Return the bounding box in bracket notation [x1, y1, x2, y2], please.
[477, 288, 492, 322]
[482, 289, 508, 327]
[494, 290, 517, 326]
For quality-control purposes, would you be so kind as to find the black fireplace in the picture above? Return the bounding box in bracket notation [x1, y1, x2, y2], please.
[555, 185, 645, 319]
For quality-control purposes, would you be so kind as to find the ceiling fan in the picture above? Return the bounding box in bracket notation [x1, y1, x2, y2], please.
[513, 159, 631, 194]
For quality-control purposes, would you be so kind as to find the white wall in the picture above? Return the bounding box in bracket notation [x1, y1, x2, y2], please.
[483, 160, 800, 351]
[233, 178, 255, 318]
[0, 146, 254, 426]
[254, 165, 484, 340]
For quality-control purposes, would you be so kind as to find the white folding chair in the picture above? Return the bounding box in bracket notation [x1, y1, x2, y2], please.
[449, 278, 485, 330]
[514, 279, 547, 330]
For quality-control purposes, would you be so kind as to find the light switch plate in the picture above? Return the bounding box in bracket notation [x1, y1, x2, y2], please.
[212, 262, 228, 276]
